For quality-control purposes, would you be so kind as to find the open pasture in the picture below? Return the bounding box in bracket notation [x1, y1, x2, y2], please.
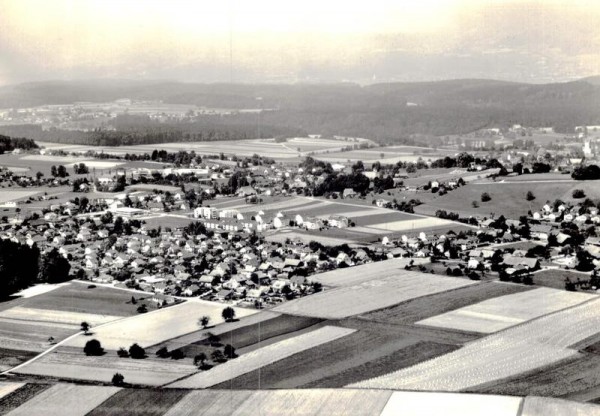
[162, 390, 255, 416]
[86, 388, 189, 416]
[5, 384, 121, 416]
[351, 297, 600, 391]
[309, 256, 431, 287]
[416, 287, 595, 334]
[15, 348, 197, 386]
[0, 306, 122, 327]
[361, 282, 533, 324]
[64, 300, 258, 350]
[0, 383, 50, 415]
[0, 190, 42, 204]
[380, 391, 522, 416]
[265, 230, 360, 246]
[19, 281, 148, 317]
[414, 176, 600, 219]
[366, 216, 453, 231]
[168, 326, 356, 388]
[0, 318, 75, 352]
[274, 271, 477, 319]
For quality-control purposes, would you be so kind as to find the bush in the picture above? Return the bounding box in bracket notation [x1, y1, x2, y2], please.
[572, 189, 586, 198]
[170, 349, 185, 360]
[117, 347, 129, 358]
[83, 339, 104, 356]
[129, 343, 146, 359]
[112, 373, 125, 386]
[156, 346, 170, 358]
[481, 192, 491, 202]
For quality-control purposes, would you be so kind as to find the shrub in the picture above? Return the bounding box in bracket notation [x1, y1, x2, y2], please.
[481, 192, 491, 202]
[156, 346, 170, 358]
[112, 373, 124, 386]
[117, 347, 129, 358]
[170, 349, 185, 360]
[572, 189, 586, 199]
[83, 339, 104, 356]
[129, 343, 146, 359]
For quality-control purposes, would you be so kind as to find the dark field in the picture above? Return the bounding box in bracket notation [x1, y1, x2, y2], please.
[86, 388, 188, 416]
[359, 282, 533, 324]
[0, 383, 50, 416]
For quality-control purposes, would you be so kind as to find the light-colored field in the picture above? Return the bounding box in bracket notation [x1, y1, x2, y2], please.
[0, 382, 24, 400]
[521, 396, 600, 416]
[265, 230, 359, 246]
[0, 306, 122, 326]
[3, 166, 29, 173]
[64, 300, 258, 350]
[5, 383, 121, 416]
[66, 160, 124, 169]
[13, 283, 69, 299]
[368, 217, 453, 231]
[15, 350, 197, 386]
[21, 154, 82, 163]
[274, 271, 477, 319]
[351, 298, 600, 392]
[0, 190, 41, 204]
[417, 288, 595, 333]
[0, 318, 76, 352]
[309, 257, 431, 287]
[168, 326, 356, 388]
[380, 391, 522, 416]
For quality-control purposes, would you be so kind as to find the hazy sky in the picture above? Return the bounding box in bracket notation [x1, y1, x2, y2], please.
[0, 0, 599, 85]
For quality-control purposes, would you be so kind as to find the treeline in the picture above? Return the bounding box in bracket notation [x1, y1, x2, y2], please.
[0, 241, 72, 298]
[0, 134, 38, 154]
[572, 165, 600, 180]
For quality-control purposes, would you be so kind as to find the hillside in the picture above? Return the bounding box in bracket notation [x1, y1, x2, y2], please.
[0, 78, 599, 145]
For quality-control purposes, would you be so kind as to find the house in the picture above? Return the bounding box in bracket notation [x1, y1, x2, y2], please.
[328, 215, 349, 228]
[216, 289, 234, 301]
[343, 188, 357, 198]
[503, 255, 540, 270]
[531, 224, 552, 241]
[237, 186, 257, 197]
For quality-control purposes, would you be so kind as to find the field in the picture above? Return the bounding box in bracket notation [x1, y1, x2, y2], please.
[531, 269, 589, 290]
[86, 388, 189, 416]
[64, 300, 258, 350]
[168, 326, 356, 388]
[360, 282, 534, 324]
[350, 297, 600, 391]
[416, 287, 595, 334]
[0, 383, 50, 415]
[162, 390, 255, 416]
[15, 347, 197, 386]
[414, 175, 600, 219]
[0, 383, 23, 400]
[37, 137, 351, 160]
[308, 257, 431, 287]
[273, 271, 477, 319]
[520, 396, 600, 415]
[0, 348, 37, 372]
[380, 391, 522, 416]
[0, 190, 42, 204]
[471, 353, 600, 400]
[5, 384, 121, 416]
[213, 320, 462, 389]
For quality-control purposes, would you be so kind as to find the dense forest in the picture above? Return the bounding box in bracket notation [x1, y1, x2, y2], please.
[0, 135, 39, 153]
[0, 78, 598, 144]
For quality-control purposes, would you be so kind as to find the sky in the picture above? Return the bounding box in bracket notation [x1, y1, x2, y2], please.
[0, 0, 599, 85]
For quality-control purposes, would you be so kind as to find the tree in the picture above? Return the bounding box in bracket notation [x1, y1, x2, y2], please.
[199, 315, 210, 329]
[222, 306, 236, 322]
[112, 373, 125, 386]
[526, 191, 536, 201]
[39, 248, 71, 283]
[572, 189, 586, 199]
[480, 192, 491, 202]
[170, 349, 185, 360]
[84, 339, 104, 356]
[50, 165, 57, 177]
[156, 346, 170, 358]
[194, 353, 207, 369]
[57, 165, 68, 177]
[80, 321, 91, 335]
[128, 343, 146, 359]
[207, 332, 221, 347]
[137, 304, 148, 314]
[224, 344, 237, 359]
[117, 347, 129, 358]
[211, 349, 226, 363]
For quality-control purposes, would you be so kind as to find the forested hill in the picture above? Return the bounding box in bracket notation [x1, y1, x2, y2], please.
[0, 78, 598, 143]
